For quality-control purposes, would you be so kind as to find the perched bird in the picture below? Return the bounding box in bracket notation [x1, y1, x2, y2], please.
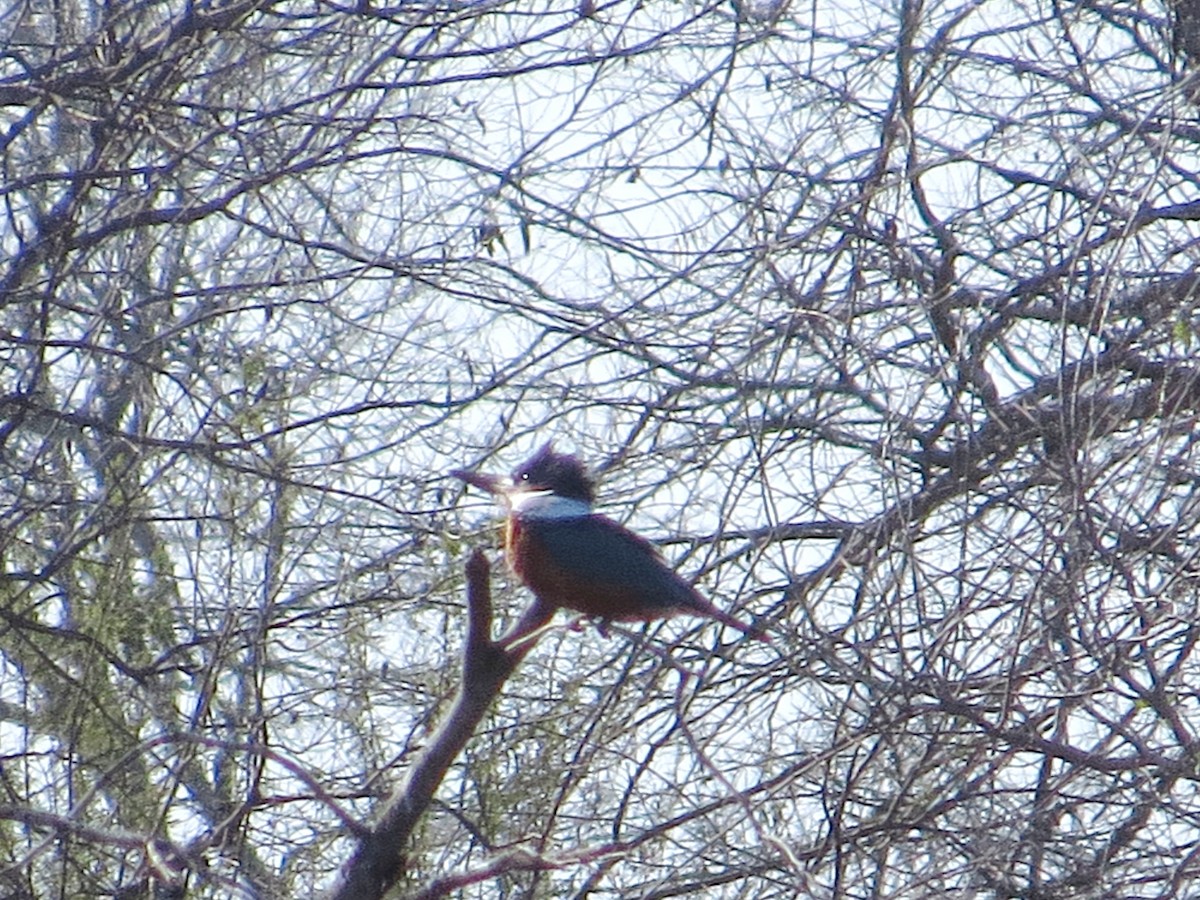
[452, 443, 766, 641]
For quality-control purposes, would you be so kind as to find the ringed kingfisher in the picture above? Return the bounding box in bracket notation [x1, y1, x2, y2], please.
[451, 443, 766, 641]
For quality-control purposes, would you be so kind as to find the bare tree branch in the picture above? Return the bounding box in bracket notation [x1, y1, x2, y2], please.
[329, 551, 554, 900]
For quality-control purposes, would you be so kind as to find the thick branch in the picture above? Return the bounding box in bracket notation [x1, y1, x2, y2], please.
[328, 551, 553, 900]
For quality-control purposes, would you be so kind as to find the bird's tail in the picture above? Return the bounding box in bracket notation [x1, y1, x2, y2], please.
[693, 599, 772, 643]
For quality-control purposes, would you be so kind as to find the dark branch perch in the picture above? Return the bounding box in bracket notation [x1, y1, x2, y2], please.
[329, 550, 554, 900]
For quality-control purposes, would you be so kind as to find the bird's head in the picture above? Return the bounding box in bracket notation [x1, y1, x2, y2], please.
[451, 442, 596, 510]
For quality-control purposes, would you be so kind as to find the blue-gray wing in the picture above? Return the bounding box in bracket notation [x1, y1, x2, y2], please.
[525, 514, 700, 608]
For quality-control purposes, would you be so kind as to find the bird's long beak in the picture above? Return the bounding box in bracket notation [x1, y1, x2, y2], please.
[450, 468, 509, 496]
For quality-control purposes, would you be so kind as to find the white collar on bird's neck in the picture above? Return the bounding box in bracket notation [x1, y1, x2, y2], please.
[508, 490, 592, 519]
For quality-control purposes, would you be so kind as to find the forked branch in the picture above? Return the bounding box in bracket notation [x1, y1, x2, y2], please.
[329, 551, 553, 900]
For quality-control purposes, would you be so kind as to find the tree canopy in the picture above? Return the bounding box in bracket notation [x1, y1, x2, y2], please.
[3, 0, 1200, 896]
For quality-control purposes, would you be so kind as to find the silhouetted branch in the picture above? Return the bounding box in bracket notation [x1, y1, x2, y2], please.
[329, 551, 554, 900]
